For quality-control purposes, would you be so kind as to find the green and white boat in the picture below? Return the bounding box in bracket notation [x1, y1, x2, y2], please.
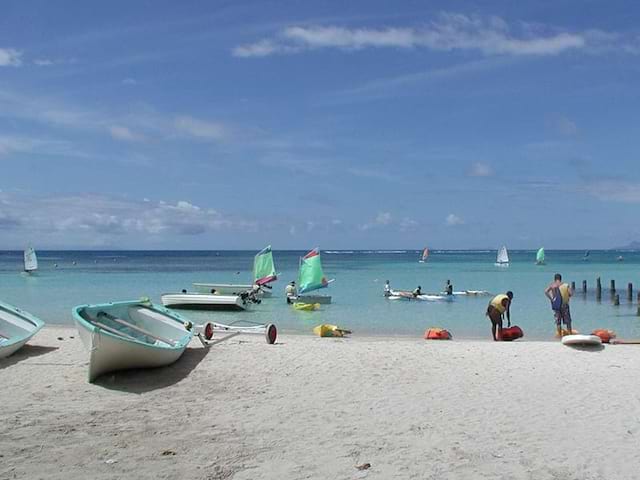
[193, 246, 278, 297]
[0, 300, 45, 359]
[535, 247, 545, 265]
[289, 248, 334, 304]
[73, 299, 193, 382]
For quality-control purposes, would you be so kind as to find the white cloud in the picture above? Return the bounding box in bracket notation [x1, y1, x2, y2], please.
[0, 192, 258, 243]
[468, 162, 492, 177]
[0, 48, 22, 66]
[399, 217, 418, 231]
[554, 116, 579, 136]
[233, 14, 586, 58]
[174, 115, 227, 141]
[33, 59, 54, 66]
[581, 180, 640, 203]
[375, 212, 392, 225]
[445, 213, 464, 226]
[109, 125, 146, 142]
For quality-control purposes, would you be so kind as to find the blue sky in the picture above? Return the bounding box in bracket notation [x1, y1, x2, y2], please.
[1, 0, 640, 249]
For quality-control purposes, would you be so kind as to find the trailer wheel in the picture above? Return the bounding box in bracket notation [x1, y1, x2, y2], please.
[265, 323, 277, 344]
[204, 322, 214, 340]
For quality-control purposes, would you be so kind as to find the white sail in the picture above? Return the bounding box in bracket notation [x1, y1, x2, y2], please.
[496, 245, 509, 265]
[24, 246, 38, 272]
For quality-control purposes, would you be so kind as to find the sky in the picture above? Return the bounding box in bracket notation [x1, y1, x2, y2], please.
[1, 0, 640, 250]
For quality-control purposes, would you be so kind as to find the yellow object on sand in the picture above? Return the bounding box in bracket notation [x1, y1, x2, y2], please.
[293, 302, 321, 311]
[313, 324, 352, 337]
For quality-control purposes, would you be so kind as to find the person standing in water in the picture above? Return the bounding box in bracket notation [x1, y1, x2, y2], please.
[486, 291, 513, 341]
[544, 273, 572, 337]
[444, 279, 453, 295]
[412, 285, 422, 297]
[384, 280, 392, 297]
[285, 281, 297, 304]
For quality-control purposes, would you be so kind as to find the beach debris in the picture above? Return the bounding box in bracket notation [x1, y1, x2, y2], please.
[57, 337, 64, 341]
[356, 463, 371, 470]
[161, 450, 176, 456]
[104, 459, 117, 465]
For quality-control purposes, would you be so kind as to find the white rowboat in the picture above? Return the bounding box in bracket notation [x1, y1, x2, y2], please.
[73, 300, 193, 382]
[161, 292, 253, 311]
[0, 300, 45, 359]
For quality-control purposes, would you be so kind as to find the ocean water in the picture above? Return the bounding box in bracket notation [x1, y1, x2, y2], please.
[1, 250, 639, 340]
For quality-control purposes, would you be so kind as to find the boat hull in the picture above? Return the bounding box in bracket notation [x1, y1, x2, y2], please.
[0, 301, 45, 359]
[292, 295, 332, 304]
[161, 293, 249, 311]
[192, 283, 272, 298]
[73, 300, 193, 382]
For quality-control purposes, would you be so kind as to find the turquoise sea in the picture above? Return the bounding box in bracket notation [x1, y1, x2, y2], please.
[1, 250, 639, 340]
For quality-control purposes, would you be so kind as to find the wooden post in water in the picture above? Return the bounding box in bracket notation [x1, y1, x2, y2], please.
[582, 280, 587, 294]
[571, 281, 576, 293]
[610, 279, 616, 292]
[614, 294, 620, 306]
[596, 277, 602, 301]
[637, 306, 640, 316]
[628, 283, 633, 302]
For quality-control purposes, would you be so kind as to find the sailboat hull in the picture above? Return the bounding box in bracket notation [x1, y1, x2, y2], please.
[291, 295, 331, 304]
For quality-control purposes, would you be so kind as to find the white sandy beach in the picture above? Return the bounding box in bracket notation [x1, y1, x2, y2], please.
[1, 326, 639, 480]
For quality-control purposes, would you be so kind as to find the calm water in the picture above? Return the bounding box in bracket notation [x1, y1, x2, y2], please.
[1, 250, 639, 340]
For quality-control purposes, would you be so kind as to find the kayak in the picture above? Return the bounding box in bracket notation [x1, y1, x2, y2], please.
[293, 302, 320, 311]
[561, 334, 602, 347]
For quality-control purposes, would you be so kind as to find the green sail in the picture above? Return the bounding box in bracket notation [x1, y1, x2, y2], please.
[254, 246, 277, 285]
[298, 248, 329, 294]
[536, 247, 545, 264]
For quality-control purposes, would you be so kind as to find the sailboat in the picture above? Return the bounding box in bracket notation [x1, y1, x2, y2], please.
[582, 250, 590, 261]
[535, 247, 545, 265]
[291, 248, 334, 304]
[193, 246, 278, 296]
[418, 247, 429, 263]
[23, 246, 38, 274]
[495, 245, 509, 267]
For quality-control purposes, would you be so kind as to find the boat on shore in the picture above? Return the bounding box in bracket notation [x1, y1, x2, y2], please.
[72, 299, 193, 382]
[288, 248, 334, 304]
[161, 292, 256, 311]
[0, 300, 45, 359]
[495, 245, 509, 267]
[194, 246, 278, 297]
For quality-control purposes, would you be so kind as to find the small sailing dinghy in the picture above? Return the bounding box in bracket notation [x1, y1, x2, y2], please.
[535, 247, 545, 265]
[582, 250, 590, 261]
[193, 246, 278, 297]
[290, 248, 334, 304]
[23, 246, 38, 274]
[495, 245, 509, 267]
[73, 299, 194, 382]
[418, 247, 429, 263]
[161, 291, 258, 311]
[0, 300, 45, 359]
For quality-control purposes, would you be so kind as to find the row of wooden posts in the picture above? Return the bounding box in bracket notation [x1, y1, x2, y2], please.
[572, 278, 640, 314]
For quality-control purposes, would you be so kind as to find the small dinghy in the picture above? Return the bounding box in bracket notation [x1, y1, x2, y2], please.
[290, 248, 334, 304]
[495, 245, 509, 267]
[161, 291, 258, 311]
[0, 300, 45, 359]
[73, 299, 194, 382]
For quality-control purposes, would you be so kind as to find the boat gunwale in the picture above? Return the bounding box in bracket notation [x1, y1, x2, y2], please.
[72, 300, 193, 351]
[0, 300, 45, 350]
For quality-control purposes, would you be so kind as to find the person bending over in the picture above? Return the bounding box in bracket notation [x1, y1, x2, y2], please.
[486, 291, 513, 341]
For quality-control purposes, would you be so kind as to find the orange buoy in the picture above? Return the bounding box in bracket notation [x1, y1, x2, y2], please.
[592, 329, 616, 344]
[424, 327, 452, 340]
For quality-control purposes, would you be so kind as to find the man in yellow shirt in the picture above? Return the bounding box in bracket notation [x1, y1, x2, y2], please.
[486, 291, 513, 341]
[544, 273, 572, 336]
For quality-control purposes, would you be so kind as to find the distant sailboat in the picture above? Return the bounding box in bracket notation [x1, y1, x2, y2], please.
[535, 247, 545, 265]
[582, 250, 590, 261]
[253, 245, 278, 296]
[23, 246, 38, 273]
[418, 247, 429, 263]
[495, 245, 509, 267]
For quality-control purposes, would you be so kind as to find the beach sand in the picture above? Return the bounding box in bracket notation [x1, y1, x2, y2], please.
[1, 326, 639, 480]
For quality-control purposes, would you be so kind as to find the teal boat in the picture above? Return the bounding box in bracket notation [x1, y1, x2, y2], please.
[0, 300, 45, 359]
[293, 248, 334, 304]
[73, 299, 194, 382]
[536, 247, 545, 265]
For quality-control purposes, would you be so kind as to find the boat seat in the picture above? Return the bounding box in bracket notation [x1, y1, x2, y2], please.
[92, 320, 149, 343]
[0, 329, 10, 339]
[97, 312, 177, 346]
